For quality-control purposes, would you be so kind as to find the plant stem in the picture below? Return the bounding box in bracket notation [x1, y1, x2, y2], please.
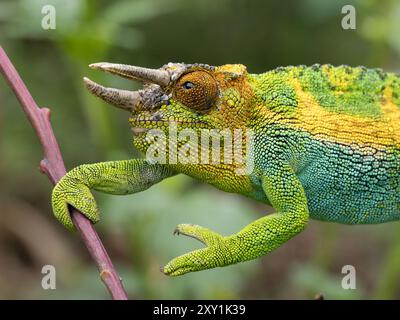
[0, 46, 128, 300]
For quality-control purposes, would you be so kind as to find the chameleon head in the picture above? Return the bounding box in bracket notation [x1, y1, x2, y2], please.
[84, 62, 254, 159]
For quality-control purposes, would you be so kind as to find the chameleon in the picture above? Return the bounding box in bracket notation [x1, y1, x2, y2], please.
[51, 62, 400, 276]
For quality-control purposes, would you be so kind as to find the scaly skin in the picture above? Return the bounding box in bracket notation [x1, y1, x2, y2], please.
[52, 63, 400, 276]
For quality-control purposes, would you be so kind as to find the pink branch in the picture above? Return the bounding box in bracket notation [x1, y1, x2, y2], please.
[0, 46, 128, 300]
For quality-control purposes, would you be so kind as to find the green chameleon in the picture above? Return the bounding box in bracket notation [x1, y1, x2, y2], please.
[52, 62, 400, 276]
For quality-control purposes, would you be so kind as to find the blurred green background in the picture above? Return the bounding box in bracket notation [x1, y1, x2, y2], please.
[1, 0, 400, 299]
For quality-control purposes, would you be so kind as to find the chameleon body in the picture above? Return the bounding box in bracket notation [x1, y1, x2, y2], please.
[52, 62, 400, 276]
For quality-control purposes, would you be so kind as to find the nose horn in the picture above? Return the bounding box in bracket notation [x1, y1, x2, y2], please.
[89, 62, 171, 87]
[83, 77, 142, 111]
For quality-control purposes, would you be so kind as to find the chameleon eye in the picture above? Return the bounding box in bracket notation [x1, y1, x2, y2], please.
[182, 81, 195, 90]
[174, 71, 217, 111]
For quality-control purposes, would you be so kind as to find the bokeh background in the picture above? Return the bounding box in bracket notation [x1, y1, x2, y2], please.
[1, 0, 400, 299]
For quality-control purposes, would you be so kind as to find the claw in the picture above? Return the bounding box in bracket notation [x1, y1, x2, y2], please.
[163, 224, 229, 276]
[172, 224, 222, 246]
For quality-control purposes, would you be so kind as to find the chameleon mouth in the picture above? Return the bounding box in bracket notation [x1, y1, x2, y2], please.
[129, 117, 210, 137]
[130, 117, 208, 128]
[131, 127, 149, 136]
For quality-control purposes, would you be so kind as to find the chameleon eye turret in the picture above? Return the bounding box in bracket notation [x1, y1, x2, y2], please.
[174, 71, 218, 112]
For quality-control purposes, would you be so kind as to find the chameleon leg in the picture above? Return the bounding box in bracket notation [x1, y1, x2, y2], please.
[52, 159, 175, 230]
[162, 164, 309, 276]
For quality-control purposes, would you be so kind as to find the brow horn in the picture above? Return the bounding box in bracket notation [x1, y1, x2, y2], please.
[83, 77, 141, 111]
[89, 62, 171, 87]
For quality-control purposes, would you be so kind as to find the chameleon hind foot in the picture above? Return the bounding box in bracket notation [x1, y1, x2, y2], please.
[162, 224, 234, 276]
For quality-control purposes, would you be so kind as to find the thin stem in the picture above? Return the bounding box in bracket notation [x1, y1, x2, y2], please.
[0, 46, 128, 300]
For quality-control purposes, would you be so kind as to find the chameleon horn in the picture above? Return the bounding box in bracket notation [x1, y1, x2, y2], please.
[89, 62, 170, 87]
[83, 77, 141, 111]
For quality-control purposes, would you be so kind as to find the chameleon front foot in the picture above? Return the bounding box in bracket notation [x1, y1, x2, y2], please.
[52, 166, 101, 230]
[162, 224, 235, 276]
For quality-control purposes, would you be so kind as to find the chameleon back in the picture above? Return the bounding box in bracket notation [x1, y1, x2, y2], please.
[253, 65, 400, 224]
